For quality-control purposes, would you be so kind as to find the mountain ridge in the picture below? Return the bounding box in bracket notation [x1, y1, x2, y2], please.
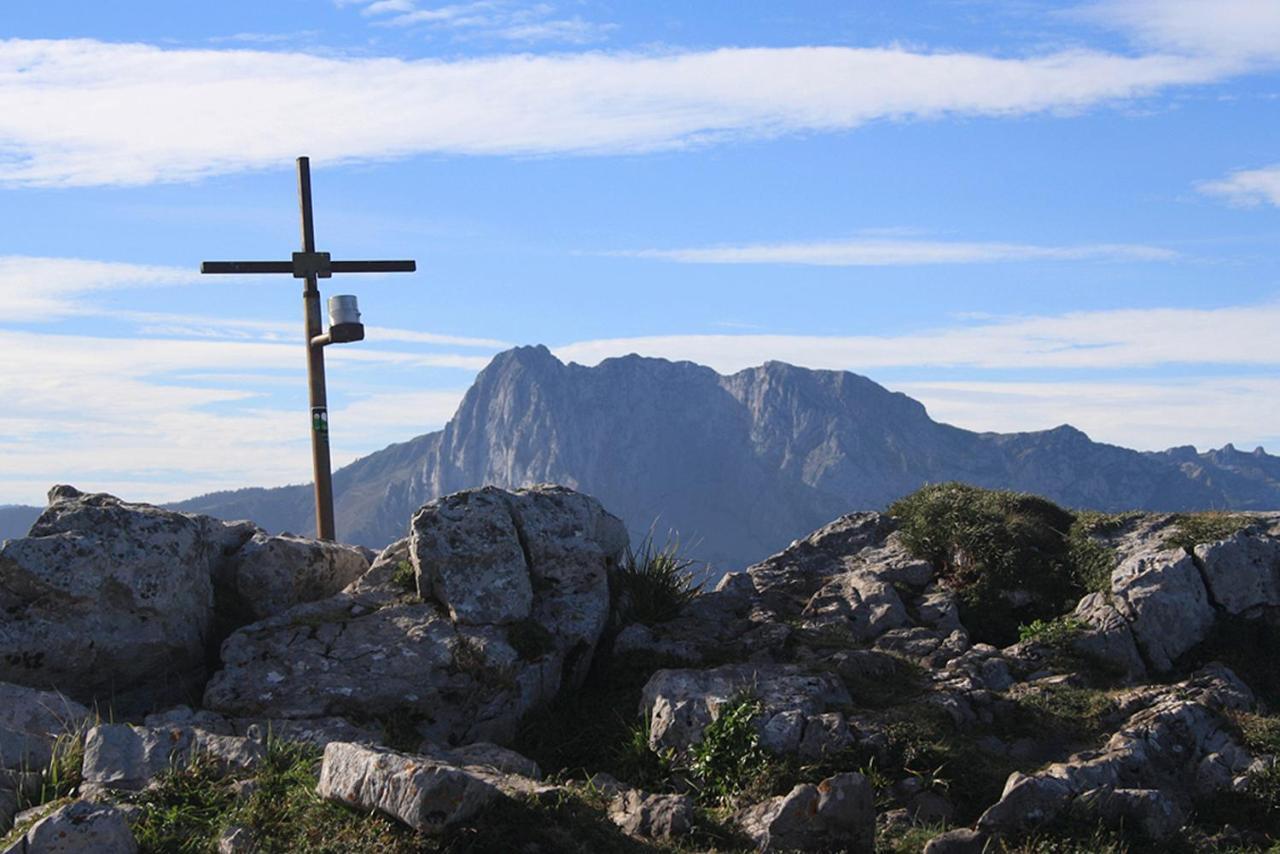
[168, 345, 1280, 570]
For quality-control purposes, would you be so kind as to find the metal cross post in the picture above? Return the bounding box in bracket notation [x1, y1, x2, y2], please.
[201, 156, 416, 541]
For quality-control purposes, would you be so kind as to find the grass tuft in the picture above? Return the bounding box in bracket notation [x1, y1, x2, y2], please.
[612, 535, 700, 627]
[687, 694, 770, 807]
[1166, 512, 1255, 552]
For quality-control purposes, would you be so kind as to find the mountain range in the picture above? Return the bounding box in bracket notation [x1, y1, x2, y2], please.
[5, 345, 1278, 569]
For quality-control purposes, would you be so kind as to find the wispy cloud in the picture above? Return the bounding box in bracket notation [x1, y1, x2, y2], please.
[340, 0, 614, 44]
[894, 376, 1280, 452]
[553, 302, 1280, 372]
[615, 238, 1177, 266]
[1198, 164, 1280, 207]
[1076, 0, 1280, 65]
[0, 37, 1250, 187]
[0, 256, 200, 321]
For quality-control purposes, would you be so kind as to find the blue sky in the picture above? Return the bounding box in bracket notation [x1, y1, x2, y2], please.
[1, 0, 1278, 505]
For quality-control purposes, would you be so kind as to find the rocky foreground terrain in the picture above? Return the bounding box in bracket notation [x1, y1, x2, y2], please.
[0, 483, 1277, 852]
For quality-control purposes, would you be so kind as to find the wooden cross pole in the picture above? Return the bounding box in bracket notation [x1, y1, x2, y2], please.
[201, 156, 416, 541]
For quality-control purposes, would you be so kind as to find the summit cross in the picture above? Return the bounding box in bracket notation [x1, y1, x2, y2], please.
[200, 156, 416, 541]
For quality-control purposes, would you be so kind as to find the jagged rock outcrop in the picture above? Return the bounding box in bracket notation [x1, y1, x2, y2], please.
[173, 347, 1280, 570]
[0, 487, 368, 711]
[204, 485, 626, 745]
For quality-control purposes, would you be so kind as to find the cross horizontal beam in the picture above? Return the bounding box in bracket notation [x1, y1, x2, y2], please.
[201, 257, 416, 278]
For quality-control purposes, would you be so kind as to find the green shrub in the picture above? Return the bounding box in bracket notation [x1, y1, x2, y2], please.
[612, 535, 699, 627]
[1166, 512, 1255, 552]
[390, 560, 417, 594]
[688, 694, 770, 806]
[1018, 617, 1087, 648]
[889, 484, 1082, 646]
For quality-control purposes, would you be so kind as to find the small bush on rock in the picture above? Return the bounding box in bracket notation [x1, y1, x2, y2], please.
[889, 484, 1088, 645]
[688, 694, 770, 806]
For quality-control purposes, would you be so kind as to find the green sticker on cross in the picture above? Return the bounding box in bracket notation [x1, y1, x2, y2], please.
[312, 407, 329, 436]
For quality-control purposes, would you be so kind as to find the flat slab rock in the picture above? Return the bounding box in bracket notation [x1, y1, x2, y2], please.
[316, 742, 550, 834]
[82, 724, 263, 793]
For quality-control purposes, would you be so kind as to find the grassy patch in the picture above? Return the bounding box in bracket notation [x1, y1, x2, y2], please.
[1166, 512, 1255, 552]
[688, 695, 770, 806]
[889, 484, 1085, 646]
[513, 651, 684, 791]
[1008, 684, 1115, 746]
[612, 536, 699, 627]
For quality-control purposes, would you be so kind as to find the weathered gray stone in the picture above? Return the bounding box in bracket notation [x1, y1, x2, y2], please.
[217, 532, 369, 622]
[217, 825, 255, 854]
[640, 663, 851, 755]
[420, 741, 542, 779]
[7, 800, 137, 853]
[206, 486, 624, 745]
[1111, 545, 1215, 671]
[316, 742, 504, 834]
[803, 570, 909, 642]
[1195, 532, 1280, 614]
[922, 828, 989, 854]
[81, 724, 262, 792]
[410, 488, 533, 625]
[736, 772, 874, 853]
[0, 488, 265, 709]
[0, 684, 91, 745]
[1072, 787, 1185, 840]
[607, 790, 695, 840]
[978, 665, 1255, 835]
[1072, 593, 1147, 680]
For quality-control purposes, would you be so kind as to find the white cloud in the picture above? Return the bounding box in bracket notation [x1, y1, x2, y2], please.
[618, 238, 1176, 266]
[553, 302, 1280, 372]
[895, 377, 1280, 452]
[1198, 163, 1280, 207]
[346, 0, 615, 44]
[0, 328, 473, 504]
[0, 256, 200, 320]
[1078, 0, 1280, 65]
[0, 38, 1241, 187]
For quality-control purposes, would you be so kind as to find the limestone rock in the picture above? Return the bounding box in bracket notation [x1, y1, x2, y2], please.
[1110, 544, 1215, 671]
[640, 663, 851, 755]
[0, 488, 252, 707]
[217, 532, 369, 622]
[410, 489, 533, 625]
[736, 772, 874, 853]
[316, 742, 504, 834]
[1195, 532, 1280, 614]
[206, 486, 624, 745]
[81, 724, 262, 792]
[420, 741, 542, 779]
[1071, 593, 1147, 681]
[802, 569, 909, 642]
[922, 828, 989, 854]
[1071, 787, 1185, 840]
[607, 790, 695, 840]
[978, 665, 1255, 835]
[4, 800, 137, 854]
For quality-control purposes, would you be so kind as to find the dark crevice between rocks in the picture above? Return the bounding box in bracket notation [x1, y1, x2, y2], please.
[504, 497, 536, 575]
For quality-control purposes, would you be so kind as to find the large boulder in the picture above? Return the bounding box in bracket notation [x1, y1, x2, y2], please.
[0, 487, 373, 711]
[0, 487, 250, 707]
[205, 486, 626, 745]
